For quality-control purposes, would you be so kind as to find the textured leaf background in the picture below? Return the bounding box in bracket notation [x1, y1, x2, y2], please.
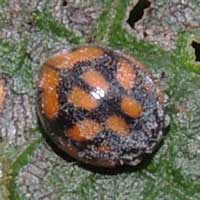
[0, 0, 200, 199]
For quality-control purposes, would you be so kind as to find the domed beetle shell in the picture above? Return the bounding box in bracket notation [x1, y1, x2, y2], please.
[37, 46, 169, 168]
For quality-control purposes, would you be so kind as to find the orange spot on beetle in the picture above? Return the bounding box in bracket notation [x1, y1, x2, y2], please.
[117, 60, 136, 90]
[67, 119, 102, 142]
[120, 52, 145, 70]
[68, 86, 98, 110]
[59, 137, 80, 159]
[81, 69, 109, 93]
[121, 96, 143, 118]
[60, 137, 116, 168]
[98, 143, 111, 153]
[0, 78, 6, 112]
[106, 115, 129, 136]
[47, 47, 104, 69]
[39, 65, 60, 119]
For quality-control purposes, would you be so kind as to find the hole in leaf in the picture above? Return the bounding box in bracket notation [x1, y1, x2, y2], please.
[127, 0, 151, 29]
[192, 41, 200, 62]
[62, 0, 68, 7]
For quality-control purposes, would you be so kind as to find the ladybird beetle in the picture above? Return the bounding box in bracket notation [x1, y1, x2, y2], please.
[37, 46, 168, 168]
